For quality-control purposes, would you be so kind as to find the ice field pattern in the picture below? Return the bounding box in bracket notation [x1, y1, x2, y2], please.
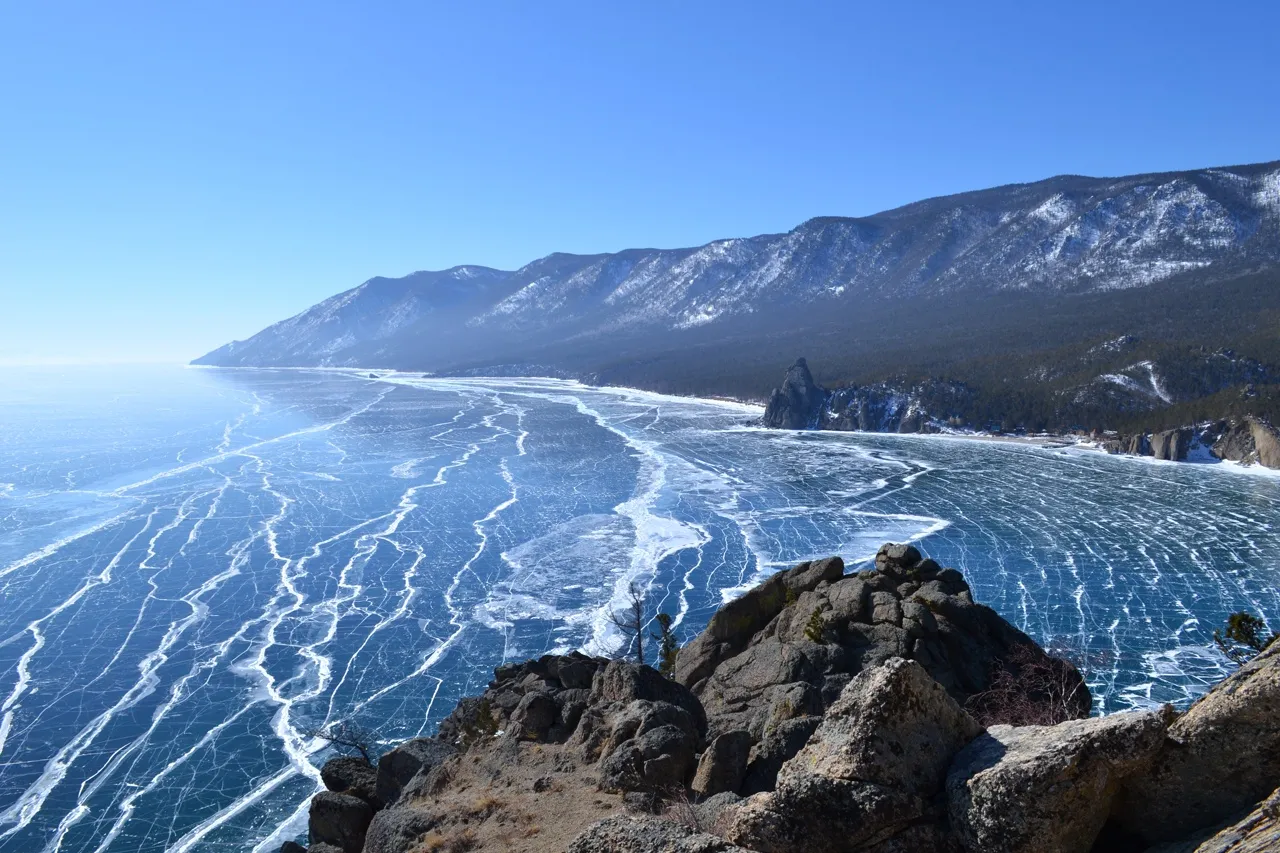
[1, 366, 1278, 852]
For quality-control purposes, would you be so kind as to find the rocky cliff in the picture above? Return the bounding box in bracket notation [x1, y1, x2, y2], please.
[1097, 416, 1280, 469]
[762, 358, 1280, 470]
[761, 361, 974, 434]
[282, 544, 1280, 853]
[760, 359, 826, 430]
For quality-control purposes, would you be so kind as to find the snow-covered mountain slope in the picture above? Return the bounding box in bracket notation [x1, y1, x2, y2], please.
[197, 266, 517, 367]
[195, 160, 1280, 370]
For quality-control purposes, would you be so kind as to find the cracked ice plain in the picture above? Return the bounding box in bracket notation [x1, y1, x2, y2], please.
[0, 366, 1277, 852]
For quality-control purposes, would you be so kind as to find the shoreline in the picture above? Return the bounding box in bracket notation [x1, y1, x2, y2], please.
[193, 365, 1280, 477]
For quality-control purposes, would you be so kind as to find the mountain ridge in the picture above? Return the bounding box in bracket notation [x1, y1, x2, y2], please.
[195, 159, 1280, 434]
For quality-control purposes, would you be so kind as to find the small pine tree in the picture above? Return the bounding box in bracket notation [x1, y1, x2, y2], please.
[652, 612, 679, 678]
[1214, 611, 1279, 665]
[804, 607, 827, 643]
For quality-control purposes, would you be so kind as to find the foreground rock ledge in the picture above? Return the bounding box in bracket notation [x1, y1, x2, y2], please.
[286, 544, 1280, 853]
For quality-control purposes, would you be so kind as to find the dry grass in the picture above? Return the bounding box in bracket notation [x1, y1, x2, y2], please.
[467, 793, 504, 818]
[421, 827, 477, 853]
[400, 732, 624, 852]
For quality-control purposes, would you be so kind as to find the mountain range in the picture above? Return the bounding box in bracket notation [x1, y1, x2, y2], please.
[196, 159, 1280, 433]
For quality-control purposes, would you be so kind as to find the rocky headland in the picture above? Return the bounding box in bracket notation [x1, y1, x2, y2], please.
[761, 358, 1280, 471]
[1096, 417, 1280, 468]
[285, 545, 1279, 853]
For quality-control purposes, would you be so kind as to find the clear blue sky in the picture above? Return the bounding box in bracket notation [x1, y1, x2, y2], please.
[2, 1, 1277, 364]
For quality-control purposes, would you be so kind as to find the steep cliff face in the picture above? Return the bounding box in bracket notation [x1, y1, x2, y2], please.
[1100, 416, 1280, 469]
[761, 359, 1280, 470]
[1247, 418, 1280, 468]
[1213, 417, 1280, 468]
[1149, 427, 1194, 461]
[760, 362, 974, 435]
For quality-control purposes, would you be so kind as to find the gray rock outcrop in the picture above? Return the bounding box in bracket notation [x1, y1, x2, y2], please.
[309, 791, 374, 853]
[436, 650, 610, 748]
[1151, 427, 1194, 460]
[946, 710, 1170, 853]
[319, 756, 380, 808]
[719, 659, 982, 853]
[1249, 418, 1280, 468]
[571, 660, 709, 793]
[1104, 417, 1280, 470]
[678, 544, 1087, 759]
[361, 807, 439, 853]
[823, 380, 975, 434]
[374, 738, 456, 807]
[291, 545, 1280, 853]
[1111, 640, 1280, 842]
[761, 358, 826, 430]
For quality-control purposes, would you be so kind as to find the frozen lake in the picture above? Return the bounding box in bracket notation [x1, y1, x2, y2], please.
[1, 365, 1277, 852]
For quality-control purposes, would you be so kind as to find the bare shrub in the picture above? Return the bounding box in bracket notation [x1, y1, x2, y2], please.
[964, 642, 1089, 727]
[300, 720, 379, 764]
[467, 793, 503, 818]
[661, 785, 703, 833]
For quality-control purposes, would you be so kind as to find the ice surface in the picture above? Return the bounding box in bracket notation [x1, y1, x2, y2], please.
[0, 366, 1277, 852]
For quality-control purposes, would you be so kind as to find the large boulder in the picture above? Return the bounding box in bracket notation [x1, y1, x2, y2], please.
[721, 778, 926, 853]
[1112, 641, 1280, 842]
[319, 755, 380, 808]
[784, 657, 983, 793]
[720, 659, 982, 853]
[946, 710, 1170, 853]
[309, 791, 374, 853]
[509, 690, 558, 739]
[598, 723, 699, 793]
[374, 738, 457, 806]
[361, 805, 439, 853]
[692, 730, 752, 797]
[761, 357, 827, 430]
